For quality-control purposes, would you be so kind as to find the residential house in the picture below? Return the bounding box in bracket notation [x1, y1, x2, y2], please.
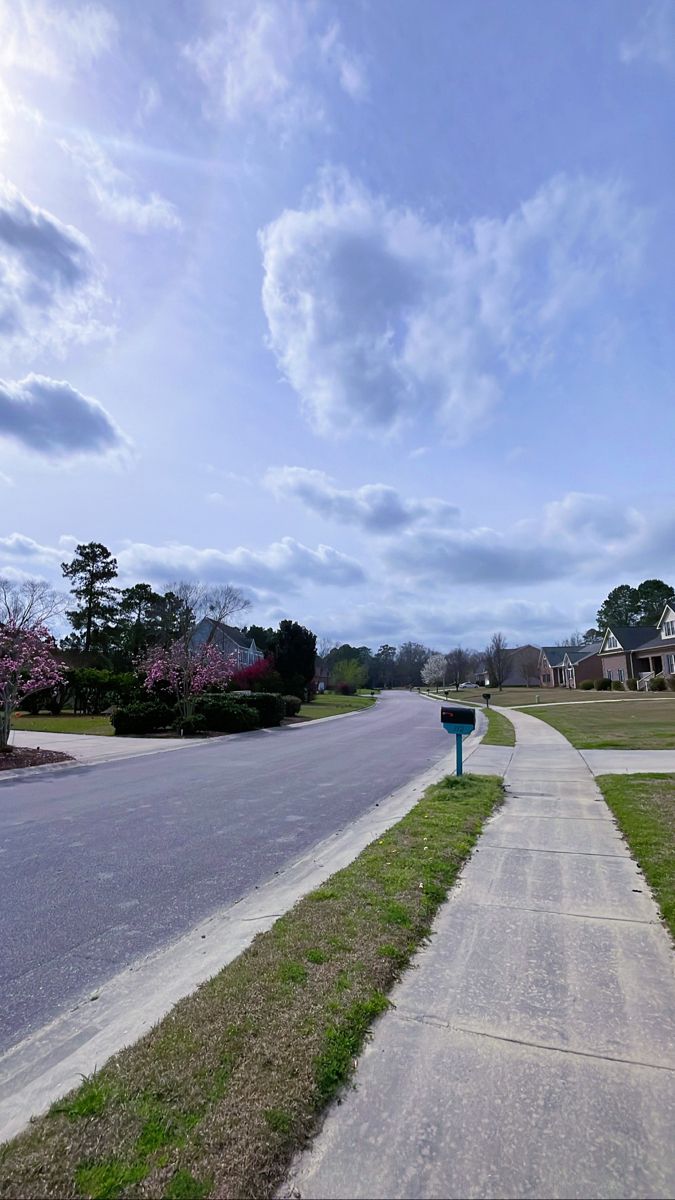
[632, 600, 675, 680]
[502, 645, 541, 686]
[597, 626, 657, 684]
[539, 642, 603, 688]
[190, 618, 265, 670]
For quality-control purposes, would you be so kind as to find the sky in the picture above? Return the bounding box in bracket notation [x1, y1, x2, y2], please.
[0, 0, 674, 651]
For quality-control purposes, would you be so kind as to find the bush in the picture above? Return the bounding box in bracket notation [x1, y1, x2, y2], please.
[197, 696, 261, 733]
[177, 714, 207, 736]
[283, 694, 302, 717]
[594, 678, 612, 691]
[579, 680, 595, 690]
[228, 658, 284, 694]
[239, 692, 285, 727]
[611, 680, 625, 691]
[112, 701, 174, 736]
[626, 677, 638, 690]
[336, 682, 356, 695]
[666, 675, 675, 692]
[649, 675, 667, 691]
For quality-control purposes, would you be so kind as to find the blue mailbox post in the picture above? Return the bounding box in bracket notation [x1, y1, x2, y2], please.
[440, 704, 476, 776]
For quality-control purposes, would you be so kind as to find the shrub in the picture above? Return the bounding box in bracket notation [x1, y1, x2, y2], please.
[283, 694, 302, 717]
[594, 678, 612, 691]
[197, 696, 261, 733]
[177, 714, 207, 736]
[336, 682, 356, 695]
[228, 658, 284, 694]
[611, 680, 625, 691]
[112, 701, 174, 736]
[626, 677, 638, 690]
[239, 692, 285, 727]
[579, 680, 594, 690]
[649, 675, 667, 691]
[666, 675, 675, 692]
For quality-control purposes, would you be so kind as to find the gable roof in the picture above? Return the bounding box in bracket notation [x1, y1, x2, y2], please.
[541, 643, 600, 667]
[193, 617, 261, 653]
[600, 626, 658, 652]
[656, 598, 675, 628]
[540, 646, 567, 667]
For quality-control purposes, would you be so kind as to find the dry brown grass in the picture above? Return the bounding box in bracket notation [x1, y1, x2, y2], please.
[0, 774, 502, 1200]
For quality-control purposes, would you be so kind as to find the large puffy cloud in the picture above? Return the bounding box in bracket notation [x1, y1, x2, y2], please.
[117, 535, 365, 592]
[58, 135, 181, 233]
[0, 179, 109, 353]
[184, 1, 365, 131]
[0, 374, 127, 457]
[260, 170, 646, 439]
[265, 466, 459, 533]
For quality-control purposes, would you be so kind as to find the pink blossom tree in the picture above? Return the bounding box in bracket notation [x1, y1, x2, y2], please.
[0, 622, 65, 751]
[143, 640, 236, 727]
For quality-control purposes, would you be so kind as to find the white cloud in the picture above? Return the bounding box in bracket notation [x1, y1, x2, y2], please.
[183, 1, 365, 131]
[265, 466, 459, 533]
[116, 535, 365, 592]
[0, 0, 117, 80]
[620, 1, 675, 71]
[0, 374, 127, 458]
[0, 177, 110, 354]
[134, 79, 161, 125]
[260, 170, 646, 440]
[59, 135, 181, 232]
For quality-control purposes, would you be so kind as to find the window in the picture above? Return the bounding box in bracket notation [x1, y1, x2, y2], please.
[606, 670, 613, 680]
[618, 668, 624, 682]
[663, 619, 675, 638]
[668, 654, 675, 674]
[605, 633, 618, 650]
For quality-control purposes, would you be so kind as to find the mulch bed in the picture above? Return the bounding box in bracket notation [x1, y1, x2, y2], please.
[0, 747, 74, 771]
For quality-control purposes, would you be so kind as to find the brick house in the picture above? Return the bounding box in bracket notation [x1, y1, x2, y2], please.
[598, 599, 675, 684]
[539, 642, 602, 688]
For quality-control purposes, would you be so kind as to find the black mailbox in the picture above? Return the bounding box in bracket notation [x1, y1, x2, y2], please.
[440, 705, 475, 728]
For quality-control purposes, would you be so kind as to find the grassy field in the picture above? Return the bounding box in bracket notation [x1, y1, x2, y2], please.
[521, 698, 675, 749]
[0, 773, 503, 1200]
[425, 686, 674, 708]
[598, 774, 675, 937]
[12, 714, 115, 737]
[298, 692, 376, 721]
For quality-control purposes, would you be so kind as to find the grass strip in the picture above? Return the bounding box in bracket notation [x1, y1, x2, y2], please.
[521, 698, 675, 749]
[480, 707, 516, 747]
[0, 774, 502, 1200]
[298, 692, 376, 720]
[11, 715, 115, 736]
[597, 773, 675, 937]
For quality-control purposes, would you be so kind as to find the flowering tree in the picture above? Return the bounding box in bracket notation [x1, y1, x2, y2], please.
[0, 622, 65, 751]
[143, 640, 236, 724]
[421, 652, 447, 690]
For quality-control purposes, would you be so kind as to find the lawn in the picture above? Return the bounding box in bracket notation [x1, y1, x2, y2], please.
[521, 698, 675, 749]
[481, 706, 516, 747]
[0, 773, 503, 1200]
[298, 692, 376, 720]
[12, 714, 114, 737]
[597, 774, 675, 937]
[424, 686, 675, 708]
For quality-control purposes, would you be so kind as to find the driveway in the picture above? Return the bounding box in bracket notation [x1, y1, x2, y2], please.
[8, 729, 196, 764]
[0, 691, 452, 1054]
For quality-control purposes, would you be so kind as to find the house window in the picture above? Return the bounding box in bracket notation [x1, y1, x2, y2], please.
[618, 668, 624, 682]
[663, 620, 675, 637]
[606, 669, 613, 680]
[668, 654, 675, 674]
[605, 634, 618, 650]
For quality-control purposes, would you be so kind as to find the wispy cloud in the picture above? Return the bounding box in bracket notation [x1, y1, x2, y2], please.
[0, 0, 117, 81]
[265, 466, 459, 533]
[260, 169, 647, 441]
[620, 0, 675, 71]
[183, 0, 366, 133]
[58, 134, 182, 232]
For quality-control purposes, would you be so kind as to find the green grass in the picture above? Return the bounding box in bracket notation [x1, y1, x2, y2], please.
[481, 707, 516, 747]
[597, 774, 675, 937]
[298, 692, 376, 721]
[521, 697, 675, 749]
[423, 686, 674, 708]
[0, 773, 502, 1200]
[12, 714, 115, 736]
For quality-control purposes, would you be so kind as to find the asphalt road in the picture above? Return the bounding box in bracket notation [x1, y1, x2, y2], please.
[0, 691, 451, 1054]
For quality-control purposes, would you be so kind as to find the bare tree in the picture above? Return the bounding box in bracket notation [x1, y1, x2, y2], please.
[446, 646, 470, 690]
[555, 630, 585, 648]
[165, 581, 251, 647]
[484, 632, 509, 691]
[0, 577, 64, 630]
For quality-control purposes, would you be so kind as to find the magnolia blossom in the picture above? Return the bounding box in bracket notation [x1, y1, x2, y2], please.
[0, 622, 64, 749]
[143, 640, 236, 721]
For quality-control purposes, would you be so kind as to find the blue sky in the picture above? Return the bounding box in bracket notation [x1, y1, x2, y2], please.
[1, 0, 674, 649]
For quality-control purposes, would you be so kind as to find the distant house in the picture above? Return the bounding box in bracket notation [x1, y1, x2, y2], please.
[598, 598, 675, 684]
[190, 618, 265, 670]
[502, 645, 541, 686]
[539, 642, 603, 688]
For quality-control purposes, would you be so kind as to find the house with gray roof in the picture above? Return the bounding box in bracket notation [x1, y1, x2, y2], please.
[190, 618, 265, 670]
[599, 598, 675, 685]
[539, 641, 603, 688]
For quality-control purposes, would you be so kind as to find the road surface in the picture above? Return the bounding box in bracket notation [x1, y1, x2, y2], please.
[0, 691, 451, 1054]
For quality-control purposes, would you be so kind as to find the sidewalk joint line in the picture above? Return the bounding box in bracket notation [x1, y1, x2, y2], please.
[453, 898, 655, 925]
[479, 844, 627, 858]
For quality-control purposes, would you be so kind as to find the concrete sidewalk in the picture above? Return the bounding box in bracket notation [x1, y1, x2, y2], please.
[285, 708, 675, 1199]
[7, 728, 203, 764]
[581, 748, 675, 775]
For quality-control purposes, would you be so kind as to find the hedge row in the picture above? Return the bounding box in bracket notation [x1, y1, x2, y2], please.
[112, 691, 303, 736]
